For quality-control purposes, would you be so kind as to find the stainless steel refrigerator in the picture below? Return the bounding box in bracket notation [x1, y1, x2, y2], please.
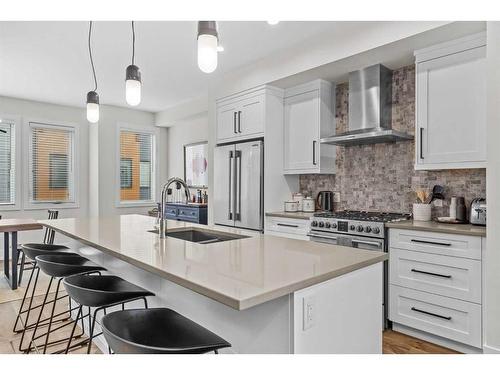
[214, 140, 263, 231]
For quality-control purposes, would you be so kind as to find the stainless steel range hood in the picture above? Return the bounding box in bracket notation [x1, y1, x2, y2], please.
[321, 64, 413, 146]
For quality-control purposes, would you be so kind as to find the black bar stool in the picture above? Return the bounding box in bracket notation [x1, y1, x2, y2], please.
[17, 210, 60, 286]
[27, 254, 107, 354]
[62, 275, 154, 354]
[13, 244, 77, 351]
[101, 308, 231, 354]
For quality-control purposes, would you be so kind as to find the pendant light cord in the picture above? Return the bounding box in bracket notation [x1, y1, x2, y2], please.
[88, 21, 98, 92]
[131, 21, 136, 65]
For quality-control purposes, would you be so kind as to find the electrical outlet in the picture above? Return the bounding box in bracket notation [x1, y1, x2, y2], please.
[333, 192, 341, 203]
[433, 199, 443, 207]
[303, 295, 315, 331]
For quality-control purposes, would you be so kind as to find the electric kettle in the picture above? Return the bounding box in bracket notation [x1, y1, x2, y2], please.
[316, 191, 334, 212]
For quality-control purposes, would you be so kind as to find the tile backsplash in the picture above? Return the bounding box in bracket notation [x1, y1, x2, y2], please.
[299, 65, 486, 217]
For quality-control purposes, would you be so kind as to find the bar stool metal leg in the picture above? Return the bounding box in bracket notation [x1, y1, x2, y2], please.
[26, 276, 53, 353]
[65, 305, 83, 354]
[18, 251, 26, 286]
[17, 267, 40, 351]
[42, 278, 63, 353]
[13, 264, 39, 333]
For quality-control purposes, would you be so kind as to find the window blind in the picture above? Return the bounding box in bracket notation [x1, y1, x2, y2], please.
[29, 122, 74, 203]
[119, 130, 154, 202]
[0, 121, 15, 205]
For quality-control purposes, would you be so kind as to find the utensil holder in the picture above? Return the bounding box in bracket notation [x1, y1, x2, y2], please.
[413, 203, 432, 221]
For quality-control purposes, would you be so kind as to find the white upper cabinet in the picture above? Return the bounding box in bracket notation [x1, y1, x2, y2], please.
[216, 87, 268, 143]
[283, 80, 336, 174]
[415, 32, 487, 170]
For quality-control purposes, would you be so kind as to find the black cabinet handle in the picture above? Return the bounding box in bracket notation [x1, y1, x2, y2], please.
[411, 239, 451, 247]
[312, 140, 317, 165]
[419, 127, 424, 159]
[411, 269, 452, 279]
[411, 307, 451, 321]
[233, 112, 237, 134]
[277, 223, 299, 228]
[238, 111, 242, 133]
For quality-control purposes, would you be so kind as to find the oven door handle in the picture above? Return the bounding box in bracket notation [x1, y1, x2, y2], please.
[308, 233, 338, 241]
[351, 238, 383, 248]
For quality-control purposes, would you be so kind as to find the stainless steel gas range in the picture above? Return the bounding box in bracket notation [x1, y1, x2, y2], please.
[308, 211, 411, 250]
[308, 210, 411, 327]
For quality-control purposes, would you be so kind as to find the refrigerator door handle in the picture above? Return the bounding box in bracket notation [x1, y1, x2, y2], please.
[228, 150, 234, 220]
[235, 150, 242, 221]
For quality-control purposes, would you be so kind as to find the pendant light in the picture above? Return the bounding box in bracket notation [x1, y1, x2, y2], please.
[125, 21, 141, 106]
[86, 21, 99, 123]
[197, 21, 218, 73]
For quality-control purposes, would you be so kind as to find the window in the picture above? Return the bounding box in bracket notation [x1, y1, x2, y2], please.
[120, 158, 133, 188]
[119, 130, 154, 203]
[0, 120, 15, 205]
[49, 154, 69, 189]
[29, 122, 75, 203]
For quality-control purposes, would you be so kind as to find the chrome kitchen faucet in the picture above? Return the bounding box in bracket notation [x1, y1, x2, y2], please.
[159, 177, 191, 238]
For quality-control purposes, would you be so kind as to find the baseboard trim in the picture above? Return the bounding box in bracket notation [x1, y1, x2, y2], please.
[392, 323, 483, 354]
[482, 344, 500, 354]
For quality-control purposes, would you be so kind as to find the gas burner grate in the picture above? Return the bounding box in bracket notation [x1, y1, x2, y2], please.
[313, 210, 411, 223]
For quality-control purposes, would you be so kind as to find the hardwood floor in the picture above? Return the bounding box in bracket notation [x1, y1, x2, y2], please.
[383, 330, 460, 354]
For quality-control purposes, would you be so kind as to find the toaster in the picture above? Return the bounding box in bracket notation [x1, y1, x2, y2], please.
[470, 198, 486, 226]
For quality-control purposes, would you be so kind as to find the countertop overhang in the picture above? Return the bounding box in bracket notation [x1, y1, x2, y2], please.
[39, 214, 387, 310]
[386, 220, 486, 237]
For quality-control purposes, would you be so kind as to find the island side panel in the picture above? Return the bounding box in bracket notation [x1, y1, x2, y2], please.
[74, 243, 293, 354]
[292, 262, 383, 354]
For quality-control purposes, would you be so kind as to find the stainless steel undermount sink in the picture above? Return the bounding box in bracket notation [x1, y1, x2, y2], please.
[148, 228, 248, 244]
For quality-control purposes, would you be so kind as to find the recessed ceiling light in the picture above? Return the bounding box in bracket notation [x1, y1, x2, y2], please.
[267, 21, 280, 25]
[217, 45, 224, 52]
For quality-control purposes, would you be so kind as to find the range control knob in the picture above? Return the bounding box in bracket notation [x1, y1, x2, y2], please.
[372, 227, 380, 234]
[331, 222, 337, 229]
[365, 226, 372, 233]
[325, 222, 331, 228]
[318, 221, 325, 228]
[350, 225, 356, 231]
[356, 225, 364, 232]
[311, 221, 318, 227]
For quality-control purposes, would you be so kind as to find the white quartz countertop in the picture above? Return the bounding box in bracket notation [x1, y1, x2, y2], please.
[40, 214, 387, 310]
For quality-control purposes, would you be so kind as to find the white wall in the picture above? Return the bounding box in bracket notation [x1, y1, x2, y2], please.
[96, 105, 167, 217]
[0, 96, 90, 250]
[0, 96, 165, 257]
[166, 112, 208, 180]
[484, 21, 500, 354]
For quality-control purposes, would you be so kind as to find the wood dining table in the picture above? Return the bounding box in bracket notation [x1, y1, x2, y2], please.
[0, 219, 43, 290]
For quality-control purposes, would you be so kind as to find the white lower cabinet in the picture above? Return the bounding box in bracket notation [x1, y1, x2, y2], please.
[389, 228, 484, 350]
[390, 248, 481, 303]
[390, 285, 482, 348]
[265, 216, 310, 241]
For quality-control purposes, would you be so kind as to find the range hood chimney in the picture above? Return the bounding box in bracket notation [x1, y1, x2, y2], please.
[321, 64, 413, 146]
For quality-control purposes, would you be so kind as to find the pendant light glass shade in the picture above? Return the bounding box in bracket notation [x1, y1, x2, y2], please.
[126, 22, 142, 106]
[197, 21, 218, 73]
[86, 21, 99, 123]
[125, 64, 141, 106]
[86, 91, 99, 123]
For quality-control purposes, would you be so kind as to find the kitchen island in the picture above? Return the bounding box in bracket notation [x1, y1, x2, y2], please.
[40, 214, 387, 354]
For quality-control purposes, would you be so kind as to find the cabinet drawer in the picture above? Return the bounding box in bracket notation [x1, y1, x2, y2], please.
[265, 217, 309, 236]
[165, 207, 178, 219]
[389, 285, 481, 348]
[389, 229, 481, 260]
[390, 248, 481, 303]
[177, 207, 199, 221]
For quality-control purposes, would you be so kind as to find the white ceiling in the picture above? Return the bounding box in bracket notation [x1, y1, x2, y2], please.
[0, 21, 350, 112]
